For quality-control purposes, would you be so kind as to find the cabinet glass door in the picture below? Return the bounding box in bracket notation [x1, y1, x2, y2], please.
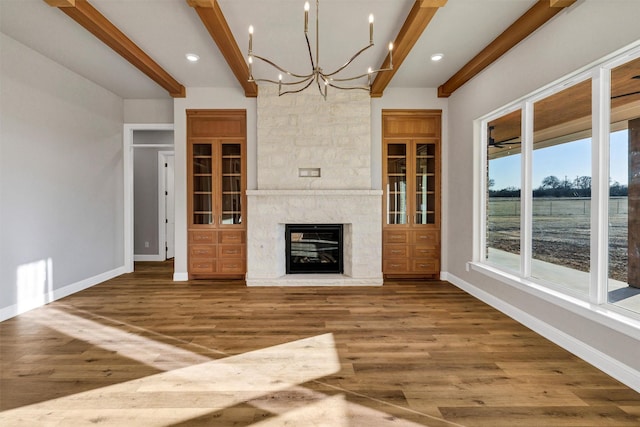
[415, 143, 436, 224]
[192, 144, 213, 224]
[221, 143, 243, 225]
[386, 143, 407, 224]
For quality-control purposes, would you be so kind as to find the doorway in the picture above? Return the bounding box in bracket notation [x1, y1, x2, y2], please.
[124, 124, 174, 272]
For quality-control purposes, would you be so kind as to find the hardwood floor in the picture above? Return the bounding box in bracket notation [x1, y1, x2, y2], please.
[1, 261, 639, 426]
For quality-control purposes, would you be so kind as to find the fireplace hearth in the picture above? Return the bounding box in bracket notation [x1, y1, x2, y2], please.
[286, 224, 343, 274]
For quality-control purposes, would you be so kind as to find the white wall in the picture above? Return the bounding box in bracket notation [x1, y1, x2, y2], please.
[444, 0, 640, 388]
[124, 99, 173, 124]
[0, 34, 125, 319]
[173, 87, 257, 280]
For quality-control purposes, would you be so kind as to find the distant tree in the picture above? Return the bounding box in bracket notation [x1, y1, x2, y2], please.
[488, 178, 495, 189]
[610, 181, 628, 196]
[541, 175, 561, 189]
[491, 186, 521, 198]
[574, 176, 591, 190]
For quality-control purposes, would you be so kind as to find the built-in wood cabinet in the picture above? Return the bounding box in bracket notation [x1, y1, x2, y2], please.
[382, 110, 441, 278]
[187, 110, 246, 279]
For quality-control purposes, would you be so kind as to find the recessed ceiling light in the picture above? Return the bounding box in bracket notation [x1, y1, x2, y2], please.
[430, 53, 444, 62]
[186, 53, 200, 62]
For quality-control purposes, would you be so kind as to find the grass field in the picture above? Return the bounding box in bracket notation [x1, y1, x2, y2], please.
[487, 196, 628, 282]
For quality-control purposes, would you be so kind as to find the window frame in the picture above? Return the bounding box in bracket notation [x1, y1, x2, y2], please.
[471, 40, 640, 339]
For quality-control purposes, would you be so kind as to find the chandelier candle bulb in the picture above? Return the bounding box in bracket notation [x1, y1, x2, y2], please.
[389, 42, 394, 67]
[304, 2, 309, 32]
[369, 14, 374, 44]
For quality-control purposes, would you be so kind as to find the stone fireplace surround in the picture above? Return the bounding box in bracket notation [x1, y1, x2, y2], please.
[246, 87, 383, 286]
[246, 190, 382, 286]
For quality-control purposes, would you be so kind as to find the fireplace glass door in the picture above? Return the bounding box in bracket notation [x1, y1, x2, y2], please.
[286, 224, 343, 274]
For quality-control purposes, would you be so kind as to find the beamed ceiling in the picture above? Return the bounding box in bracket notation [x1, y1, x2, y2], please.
[0, 0, 580, 99]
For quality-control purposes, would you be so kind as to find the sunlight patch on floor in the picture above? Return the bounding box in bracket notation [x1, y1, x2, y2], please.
[1, 309, 460, 426]
[24, 307, 211, 370]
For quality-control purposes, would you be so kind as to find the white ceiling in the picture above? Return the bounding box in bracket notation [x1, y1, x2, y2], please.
[0, 0, 538, 99]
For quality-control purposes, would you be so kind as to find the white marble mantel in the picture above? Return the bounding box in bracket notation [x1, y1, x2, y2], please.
[246, 190, 383, 287]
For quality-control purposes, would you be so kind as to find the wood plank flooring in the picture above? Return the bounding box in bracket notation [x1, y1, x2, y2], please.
[1, 261, 639, 426]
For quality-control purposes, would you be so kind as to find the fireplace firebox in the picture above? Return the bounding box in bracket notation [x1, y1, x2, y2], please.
[285, 224, 344, 274]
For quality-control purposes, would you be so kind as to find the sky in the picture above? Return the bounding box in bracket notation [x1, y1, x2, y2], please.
[489, 129, 629, 190]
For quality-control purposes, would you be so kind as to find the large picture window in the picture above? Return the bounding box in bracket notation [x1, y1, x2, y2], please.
[608, 55, 640, 313]
[531, 79, 592, 294]
[478, 44, 640, 319]
[486, 110, 521, 272]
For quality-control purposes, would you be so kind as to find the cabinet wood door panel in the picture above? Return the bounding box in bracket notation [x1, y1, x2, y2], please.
[412, 260, 439, 273]
[411, 247, 438, 259]
[218, 244, 245, 259]
[383, 112, 440, 138]
[190, 245, 216, 257]
[384, 245, 409, 259]
[412, 230, 439, 248]
[219, 230, 245, 244]
[383, 259, 410, 273]
[190, 260, 216, 273]
[383, 230, 409, 245]
[187, 110, 246, 138]
[189, 231, 216, 244]
[219, 259, 245, 274]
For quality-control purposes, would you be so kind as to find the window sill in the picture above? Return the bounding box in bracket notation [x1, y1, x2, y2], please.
[468, 261, 640, 341]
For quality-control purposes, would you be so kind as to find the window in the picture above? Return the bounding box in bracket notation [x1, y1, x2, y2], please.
[531, 79, 592, 294]
[486, 109, 521, 273]
[478, 44, 640, 319]
[608, 55, 640, 314]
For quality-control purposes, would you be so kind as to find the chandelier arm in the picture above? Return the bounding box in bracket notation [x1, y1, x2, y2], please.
[304, 31, 317, 72]
[253, 76, 313, 86]
[251, 53, 313, 79]
[328, 72, 370, 82]
[322, 43, 373, 77]
[327, 64, 393, 83]
[280, 77, 316, 96]
[326, 81, 370, 92]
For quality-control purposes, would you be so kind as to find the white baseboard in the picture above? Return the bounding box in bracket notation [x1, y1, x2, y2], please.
[173, 272, 189, 281]
[0, 266, 127, 322]
[134, 254, 164, 262]
[442, 271, 640, 393]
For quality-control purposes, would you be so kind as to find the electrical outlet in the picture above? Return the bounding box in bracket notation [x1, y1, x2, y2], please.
[144, 241, 149, 248]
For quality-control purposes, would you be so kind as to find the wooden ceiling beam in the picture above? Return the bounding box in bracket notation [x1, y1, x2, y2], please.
[187, 0, 258, 98]
[45, 0, 185, 97]
[437, 0, 576, 98]
[370, 0, 447, 98]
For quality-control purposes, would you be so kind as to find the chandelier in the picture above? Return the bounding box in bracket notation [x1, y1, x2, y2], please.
[247, 0, 394, 99]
